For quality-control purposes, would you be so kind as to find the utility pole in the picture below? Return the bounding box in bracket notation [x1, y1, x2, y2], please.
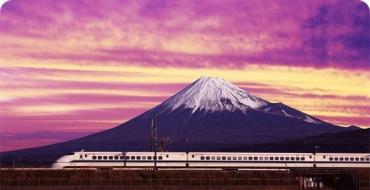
[313, 145, 320, 168]
[159, 138, 165, 152]
[159, 137, 171, 152]
[151, 116, 158, 171]
[314, 145, 320, 154]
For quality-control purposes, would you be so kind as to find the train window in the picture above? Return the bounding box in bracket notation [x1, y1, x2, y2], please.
[148, 156, 152, 160]
[301, 157, 305, 161]
[259, 157, 263, 161]
[264, 157, 268, 161]
[232, 157, 236, 160]
[211, 156, 215, 160]
[192, 155, 194, 158]
[243, 156, 247, 160]
[109, 156, 113, 160]
[85, 154, 88, 157]
[329, 157, 333, 161]
[323, 156, 326, 159]
[222, 156, 226, 160]
[238, 156, 242, 160]
[285, 157, 289, 161]
[119, 156, 123, 159]
[360, 158, 364, 161]
[280, 157, 284, 160]
[309, 156, 312, 159]
[158, 156, 163, 160]
[200, 156, 205, 160]
[98, 156, 102, 160]
[345, 157, 349, 161]
[217, 156, 221, 160]
[355, 158, 359, 161]
[350, 157, 354, 161]
[92, 156, 97, 160]
[80, 155, 83, 159]
[339, 157, 343, 161]
[365, 158, 369, 161]
[114, 156, 118, 160]
[166, 155, 169, 158]
[136, 156, 141, 160]
[254, 157, 258, 161]
[103, 156, 107, 160]
[334, 157, 338, 161]
[125, 156, 129, 160]
[131, 156, 135, 160]
[296, 157, 300, 161]
[291, 157, 294, 161]
[249, 157, 253, 160]
[206, 156, 210, 160]
[275, 157, 279, 161]
[227, 156, 231, 160]
[142, 156, 146, 160]
[270, 157, 274, 161]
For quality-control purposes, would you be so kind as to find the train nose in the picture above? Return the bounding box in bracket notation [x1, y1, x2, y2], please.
[52, 162, 64, 169]
[52, 155, 74, 169]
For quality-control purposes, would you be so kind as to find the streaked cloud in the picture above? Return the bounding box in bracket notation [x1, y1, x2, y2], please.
[0, 0, 369, 151]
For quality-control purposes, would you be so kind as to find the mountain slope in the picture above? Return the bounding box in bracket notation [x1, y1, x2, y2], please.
[261, 102, 324, 124]
[0, 77, 357, 165]
[222, 128, 369, 153]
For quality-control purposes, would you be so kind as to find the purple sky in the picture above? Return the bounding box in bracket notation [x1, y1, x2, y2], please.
[0, 0, 369, 151]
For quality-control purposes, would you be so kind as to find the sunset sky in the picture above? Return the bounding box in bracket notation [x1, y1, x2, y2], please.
[0, 0, 369, 152]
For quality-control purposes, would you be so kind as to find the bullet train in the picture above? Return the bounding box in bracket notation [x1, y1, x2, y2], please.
[52, 151, 370, 169]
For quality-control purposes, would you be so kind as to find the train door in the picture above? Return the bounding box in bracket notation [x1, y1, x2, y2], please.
[123, 152, 127, 167]
[186, 152, 189, 167]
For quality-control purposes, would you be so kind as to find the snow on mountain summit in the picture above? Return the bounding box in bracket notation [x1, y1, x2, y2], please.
[155, 76, 324, 125]
[160, 76, 270, 113]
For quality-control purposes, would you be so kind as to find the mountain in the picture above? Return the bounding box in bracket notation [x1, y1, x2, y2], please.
[0, 77, 358, 165]
[222, 128, 369, 153]
[159, 76, 269, 113]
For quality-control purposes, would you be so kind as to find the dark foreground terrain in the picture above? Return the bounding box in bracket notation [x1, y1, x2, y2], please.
[1, 169, 369, 190]
[0, 185, 301, 190]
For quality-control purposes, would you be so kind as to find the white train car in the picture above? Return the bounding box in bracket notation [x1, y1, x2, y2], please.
[53, 151, 187, 169]
[188, 152, 314, 168]
[53, 151, 370, 169]
[315, 153, 370, 168]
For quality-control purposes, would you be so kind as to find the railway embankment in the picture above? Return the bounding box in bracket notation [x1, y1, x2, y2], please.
[0, 168, 369, 189]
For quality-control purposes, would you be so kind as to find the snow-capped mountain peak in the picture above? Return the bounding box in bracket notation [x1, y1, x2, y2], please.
[160, 76, 270, 113]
